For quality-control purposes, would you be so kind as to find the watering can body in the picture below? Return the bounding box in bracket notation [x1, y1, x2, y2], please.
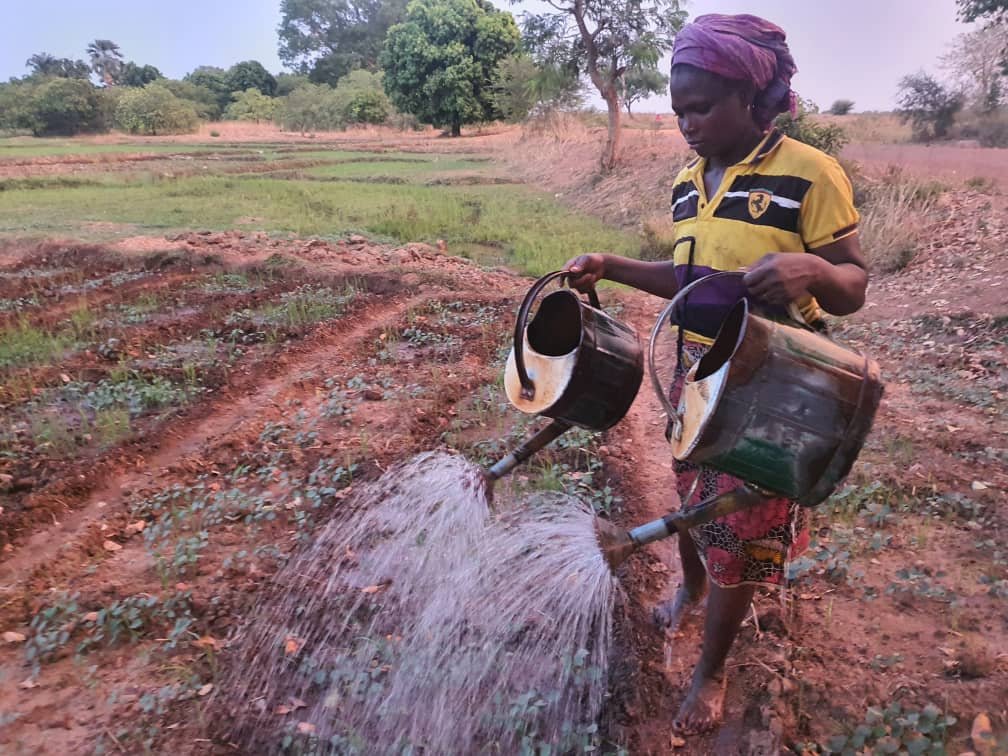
[655, 272, 884, 507]
[504, 272, 643, 431]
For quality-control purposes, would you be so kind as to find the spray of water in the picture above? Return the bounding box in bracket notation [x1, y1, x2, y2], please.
[219, 451, 619, 754]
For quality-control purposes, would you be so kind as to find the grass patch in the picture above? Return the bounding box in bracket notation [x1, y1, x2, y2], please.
[305, 155, 494, 182]
[0, 319, 73, 367]
[0, 173, 638, 275]
[0, 139, 239, 160]
[856, 170, 943, 272]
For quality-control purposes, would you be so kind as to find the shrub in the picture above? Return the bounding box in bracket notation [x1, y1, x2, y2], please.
[224, 88, 279, 123]
[954, 110, 1008, 147]
[2, 78, 107, 136]
[775, 98, 848, 155]
[114, 83, 200, 135]
[896, 72, 963, 141]
[334, 70, 390, 125]
[279, 83, 347, 132]
[829, 98, 855, 115]
[161, 79, 222, 120]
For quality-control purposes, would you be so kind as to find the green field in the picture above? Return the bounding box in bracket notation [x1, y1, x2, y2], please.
[0, 140, 637, 275]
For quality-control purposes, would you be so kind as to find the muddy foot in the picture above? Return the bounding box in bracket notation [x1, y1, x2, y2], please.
[673, 669, 727, 735]
[653, 582, 706, 632]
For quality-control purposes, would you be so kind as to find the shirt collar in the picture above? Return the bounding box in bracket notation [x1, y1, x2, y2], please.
[684, 128, 784, 177]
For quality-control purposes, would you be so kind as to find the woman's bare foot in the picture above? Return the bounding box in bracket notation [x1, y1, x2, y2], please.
[673, 668, 727, 734]
[653, 580, 707, 632]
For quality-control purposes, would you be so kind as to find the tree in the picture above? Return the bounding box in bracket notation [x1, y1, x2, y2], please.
[829, 99, 855, 115]
[618, 66, 669, 114]
[334, 69, 390, 123]
[23, 78, 105, 135]
[87, 39, 124, 86]
[225, 88, 280, 123]
[957, 0, 1008, 22]
[26, 53, 91, 79]
[279, 82, 347, 132]
[115, 83, 200, 134]
[161, 80, 222, 119]
[119, 62, 163, 87]
[184, 66, 232, 114]
[492, 54, 583, 124]
[520, 0, 686, 170]
[896, 72, 963, 140]
[941, 27, 1007, 111]
[25, 53, 59, 76]
[225, 61, 278, 96]
[381, 0, 520, 136]
[276, 72, 311, 96]
[775, 97, 847, 155]
[278, 0, 408, 85]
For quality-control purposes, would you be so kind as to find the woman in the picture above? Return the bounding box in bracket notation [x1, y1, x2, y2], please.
[565, 14, 867, 735]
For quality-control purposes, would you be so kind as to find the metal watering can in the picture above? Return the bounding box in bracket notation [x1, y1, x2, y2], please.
[483, 271, 644, 489]
[596, 271, 885, 569]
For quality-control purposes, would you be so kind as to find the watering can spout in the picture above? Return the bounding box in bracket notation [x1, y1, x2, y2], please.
[593, 485, 768, 572]
[482, 419, 573, 497]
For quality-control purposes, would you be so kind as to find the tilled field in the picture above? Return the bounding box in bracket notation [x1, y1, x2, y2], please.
[0, 133, 1006, 755]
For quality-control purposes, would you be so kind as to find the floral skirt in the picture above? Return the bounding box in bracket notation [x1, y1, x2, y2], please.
[670, 339, 810, 588]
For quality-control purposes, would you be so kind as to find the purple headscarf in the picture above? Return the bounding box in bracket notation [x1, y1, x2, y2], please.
[671, 13, 797, 129]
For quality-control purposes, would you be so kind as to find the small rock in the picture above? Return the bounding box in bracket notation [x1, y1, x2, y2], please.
[97, 338, 122, 361]
[18, 678, 39, 690]
[2, 631, 26, 644]
[124, 521, 146, 536]
[670, 734, 686, 748]
[347, 234, 368, 245]
[197, 683, 213, 697]
[363, 388, 383, 401]
[102, 540, 122, 553]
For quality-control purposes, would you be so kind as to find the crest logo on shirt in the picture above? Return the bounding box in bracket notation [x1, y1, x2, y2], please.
[748, 190, 772, 219]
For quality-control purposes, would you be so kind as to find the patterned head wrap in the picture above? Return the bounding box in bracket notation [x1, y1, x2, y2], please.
[670, 13, 797, 129]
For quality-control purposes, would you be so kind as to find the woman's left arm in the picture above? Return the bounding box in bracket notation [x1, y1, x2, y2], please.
[743, 235, 868, 316]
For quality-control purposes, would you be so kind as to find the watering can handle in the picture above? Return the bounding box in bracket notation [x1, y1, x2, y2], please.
[648, 270, 746, 439]
[513, 270, 602, 400]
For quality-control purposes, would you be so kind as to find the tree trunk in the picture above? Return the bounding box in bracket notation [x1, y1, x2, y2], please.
[451, 118, 461, 137]
[601, 87, 622, 171]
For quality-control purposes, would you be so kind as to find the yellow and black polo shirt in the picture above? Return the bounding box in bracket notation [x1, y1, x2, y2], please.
[668, 128, 859, 341]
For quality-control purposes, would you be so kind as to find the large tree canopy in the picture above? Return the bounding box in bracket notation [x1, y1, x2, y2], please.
[25, 53, 91, 79]
[522, 0, 685, 169]
[87, 39, 124, 86]
[225, 61, 278, 96]
[381, 0, 519, 136]
[278, 0, 408, 85]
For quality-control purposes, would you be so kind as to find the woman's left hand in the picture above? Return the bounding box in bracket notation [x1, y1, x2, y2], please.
[742, 253, 825, 305]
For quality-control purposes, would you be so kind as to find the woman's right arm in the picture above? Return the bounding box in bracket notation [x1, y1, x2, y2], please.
[563, 254, 681, 300]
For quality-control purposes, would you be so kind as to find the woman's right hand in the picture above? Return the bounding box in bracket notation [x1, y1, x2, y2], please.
[562, 253, 606, 293]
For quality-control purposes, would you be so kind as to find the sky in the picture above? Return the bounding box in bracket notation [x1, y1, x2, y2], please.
[0, 0, 974, 112]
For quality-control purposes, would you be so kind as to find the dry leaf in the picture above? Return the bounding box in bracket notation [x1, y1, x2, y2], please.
[18, 678, 39, 689]
[670, 734, 686, 748]
[290, 697, 307, 710]
[82, 612, 99, 623]
[102, 540, 122, 552]
[296, 722, 316, 735]
[275, 704, 292, 715]
[198, 683, 213, 697]
[2, 631, 26, 644]
[972, 712, 995, 756]
[60, 373, 71, 383]
[361, 584, 387, 594]
[284, 636, 303, 655]
[193, 635, 222, 652]
[971, 481, 990, 491]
